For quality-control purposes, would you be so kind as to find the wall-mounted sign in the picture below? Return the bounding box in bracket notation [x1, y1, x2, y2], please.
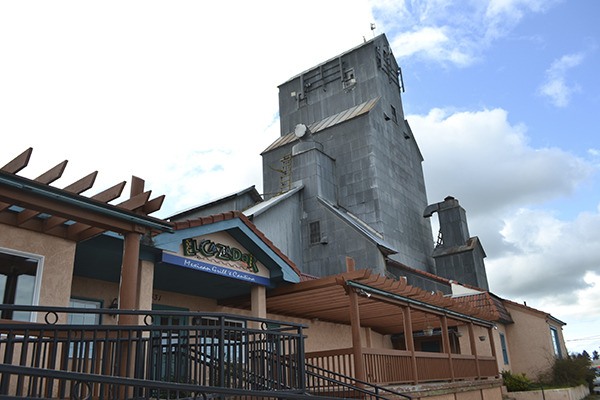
[161, 232, 270, 286]
[183, 238, 258, 273]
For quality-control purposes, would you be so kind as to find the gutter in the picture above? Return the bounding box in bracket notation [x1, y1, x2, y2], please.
[0, 172, 173, 233]
[347, 280, 494, 327]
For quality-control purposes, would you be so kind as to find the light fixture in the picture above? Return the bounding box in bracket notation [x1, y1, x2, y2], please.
[423, 314, 433, 336]
[479, 335, 486, 341]
[108, 298, 118, 318]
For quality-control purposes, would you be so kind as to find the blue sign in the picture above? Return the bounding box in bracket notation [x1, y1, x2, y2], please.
[162, 252, 271, 286]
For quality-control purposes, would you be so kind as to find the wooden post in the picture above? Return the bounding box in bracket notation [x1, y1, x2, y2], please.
[441, 315, 455, 381]
[118, 232, 141, 325]
[487, 326, 499, 376]
[402, 306, 419, 384]
[250, 285, 267, 329]
[348, 288, 365, 382]
[468, 322, 481, 379]
[346, 256, 355, 272]
[117, 231, 141, 398]
[343, 257, 366, 382]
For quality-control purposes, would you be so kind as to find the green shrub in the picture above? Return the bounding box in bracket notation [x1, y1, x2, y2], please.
[551, 353, 593, 387]
[502, 370, 533, 392]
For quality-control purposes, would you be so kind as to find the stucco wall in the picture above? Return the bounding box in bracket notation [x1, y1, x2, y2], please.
[492, 324, 512, 372]
[504, 303, 563, 379]
[506, 385, 589, 400]
[457, 324, 494, 357]
[0, 224, 76, 322]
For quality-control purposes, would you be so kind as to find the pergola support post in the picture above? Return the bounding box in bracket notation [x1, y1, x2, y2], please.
[402, 305, 419, 384]
[441, 315, 455, 381]
[468, 322, 482, 379]
[348, 287, 366, 382]
[118, 232, 141, 325]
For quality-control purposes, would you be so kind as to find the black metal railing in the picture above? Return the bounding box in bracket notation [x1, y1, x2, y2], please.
[0, 305, 319, 399]
[305, 362, 412, 399]
[0, 305, 412, 399]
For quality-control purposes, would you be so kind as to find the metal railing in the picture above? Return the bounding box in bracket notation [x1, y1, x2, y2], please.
[0, 305, 318, 399]
[305, 362, 412, 400]
[0, 305, 414, 399]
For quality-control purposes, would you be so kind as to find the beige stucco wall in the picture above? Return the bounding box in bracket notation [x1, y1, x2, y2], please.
[457, 324, 494, 357]
[97, 275, 392, 354]
[491, 323, 512, 373]
[0, 224, 76, 322]
[503, 303, 565, 379]
[398, 380, 503, 400]
[506, 385, 589, 400]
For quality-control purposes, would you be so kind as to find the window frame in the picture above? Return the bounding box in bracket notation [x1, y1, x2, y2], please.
[309, 221, 321, 245]
[550, 326, 563, 358]
[499, 332, 509, 365]
[0, 247, 44, 322]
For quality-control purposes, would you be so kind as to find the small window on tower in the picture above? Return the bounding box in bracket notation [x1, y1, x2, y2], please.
[343, 68, 356, 89]
[309, 221, 321, 245]
[391, 105, 398, 123]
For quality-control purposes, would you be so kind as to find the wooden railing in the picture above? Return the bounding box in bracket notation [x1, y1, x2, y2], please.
[306, 347, 498, 385]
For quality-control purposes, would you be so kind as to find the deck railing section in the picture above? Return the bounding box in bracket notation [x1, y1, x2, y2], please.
[307, 347, 498, 385]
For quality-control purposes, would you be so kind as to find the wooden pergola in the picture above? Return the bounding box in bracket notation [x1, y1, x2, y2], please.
[224, 265, 498, 383]
[0, 148, 173, 324]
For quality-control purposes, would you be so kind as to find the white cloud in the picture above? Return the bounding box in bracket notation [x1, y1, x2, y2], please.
[372, 0, 560, 66]
[538, 53, 584, 107]
[0, 0, 376, 218]
[410, 107, 596, 297]
[409, 108, 592, 216]
[410, 106, 599, 353]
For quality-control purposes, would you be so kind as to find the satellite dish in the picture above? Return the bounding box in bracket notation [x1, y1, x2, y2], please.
[294, 124, 308, 138]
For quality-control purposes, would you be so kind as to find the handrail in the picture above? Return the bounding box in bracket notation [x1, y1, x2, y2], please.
[305, 361, 412, 400]
[0, 364, 337, 400]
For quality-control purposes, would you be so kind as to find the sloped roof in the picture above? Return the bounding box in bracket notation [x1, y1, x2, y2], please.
[501, 297, 566, 326]
[243, 184, 303, 219]
[261, 97, 380, 154]
[452, 292, 513, 324]
[167, 186, 262, 221]
[318, 196, 397, 255]
[155, 211, 302, 285]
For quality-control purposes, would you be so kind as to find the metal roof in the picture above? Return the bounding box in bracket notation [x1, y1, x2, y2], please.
[261, 97, 380, 154]
[317, 196, 397, 255]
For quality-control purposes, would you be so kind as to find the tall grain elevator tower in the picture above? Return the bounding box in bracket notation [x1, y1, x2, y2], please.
[261, 34, 436, 276]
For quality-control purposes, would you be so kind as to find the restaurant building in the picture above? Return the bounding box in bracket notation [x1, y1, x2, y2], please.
[0, 34, 566, 398]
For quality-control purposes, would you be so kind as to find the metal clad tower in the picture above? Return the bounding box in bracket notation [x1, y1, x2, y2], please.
[261, 35, 436, 276]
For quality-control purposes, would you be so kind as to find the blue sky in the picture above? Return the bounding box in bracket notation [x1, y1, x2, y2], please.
[373, 0, 600, 355]
[1, 0, 598, 355]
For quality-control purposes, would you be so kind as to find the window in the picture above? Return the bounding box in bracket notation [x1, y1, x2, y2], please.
[391, 105, 398, 123]
[0, 249, 42, 321]
[550, 327, 563, 358]
[499, 332, 509, 365]
[68, 298, 102, 358]
[68, 298, 101, 325]
[309, 221, 321, 245]
[343, 68, 356, 90]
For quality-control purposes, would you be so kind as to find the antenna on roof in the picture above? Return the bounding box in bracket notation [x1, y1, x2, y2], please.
[370, 23, 376, 37]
